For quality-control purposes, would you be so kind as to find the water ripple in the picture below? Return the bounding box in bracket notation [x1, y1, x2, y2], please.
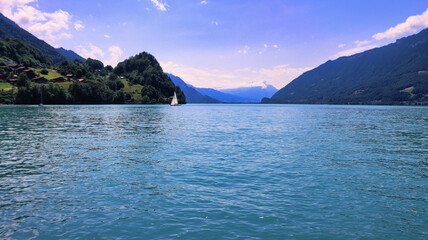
[0, 104, 427, 239]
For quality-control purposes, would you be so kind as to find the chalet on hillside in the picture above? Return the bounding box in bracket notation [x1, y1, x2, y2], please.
[52, 77, 65, 82]
[33, 77, 49, 84]
[66, 74, 73, 81]
[11, 67, 19, 75]
[0, 70, 6, 80]
[77, 78, 85, 82]
[16, 67, 26, 74]
[11, 66, 30, 75]
[23, 69, 35, 78]
[7, 63, 17, 68]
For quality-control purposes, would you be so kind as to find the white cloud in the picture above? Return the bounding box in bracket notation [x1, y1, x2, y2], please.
[150, 0, 168, 11]
[211, 20, 219, 26]
[105, 46, 123, 67]
[200, 1, 207, 4]
[104, 34, 111, 39]
[257, 64, 313, 88]
[333, 9, 428, 60]
[0, 0, 80, 46]
[264, 44, 279, 49]
[332, 38, 376, 59]
[161, 62, 312, 89]
[338, 43, 346, 48]
[259, 43, 280, 54]
[237, 46, 249, 54]
[0, 0, 34, 17]
[74, 21, 84, 31]
[373, 8, 428, 40]
[75, 44, 123, 67]
[331, 44, 377, 59]
[354, 40, 371, 47]
[76, 43, 105, 59]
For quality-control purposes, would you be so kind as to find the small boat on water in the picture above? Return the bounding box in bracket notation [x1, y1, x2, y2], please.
[170, 91, 179, 106]
[39, 91, 43, 107]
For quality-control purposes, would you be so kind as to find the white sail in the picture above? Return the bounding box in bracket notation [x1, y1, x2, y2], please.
[171, 92, 179, 106]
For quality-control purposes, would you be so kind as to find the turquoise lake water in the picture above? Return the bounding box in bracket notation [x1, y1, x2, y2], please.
[0, 104, 427, 239]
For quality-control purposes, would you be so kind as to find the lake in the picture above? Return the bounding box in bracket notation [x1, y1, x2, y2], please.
[0, 104, 427, 239]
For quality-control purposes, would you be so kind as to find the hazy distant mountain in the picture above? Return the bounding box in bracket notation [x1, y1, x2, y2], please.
[263, 28, 428, 105]
[56, 47, 85, 62]
[167, 73, 220, 103]
[0, 13, 66, 64]
[221, 84, 277, 102]
[167, 73, 259, 103]
[195, 87, 253, 103]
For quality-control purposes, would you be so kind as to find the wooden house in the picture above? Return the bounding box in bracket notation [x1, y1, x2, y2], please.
[33, 77, 49, 84]
[0, 70, 6, 80]
[52, 77, 65, 82]
[23, 69, 35, 78]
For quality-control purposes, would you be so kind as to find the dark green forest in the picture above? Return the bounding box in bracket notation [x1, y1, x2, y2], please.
[0, 13, 66, 64]
[0, 40, 185, 105]
[115, 52, 186, 104]
[263, 28, 428, 105]
[0, 38, 52, 67]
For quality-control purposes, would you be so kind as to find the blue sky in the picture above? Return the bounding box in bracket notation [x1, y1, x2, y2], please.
[1, 0, 428, 89]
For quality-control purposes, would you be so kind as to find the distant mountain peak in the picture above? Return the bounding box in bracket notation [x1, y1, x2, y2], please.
[166, 73, 220, 103]
[219, 84, 278, 102]
[56, 47, 85, 62]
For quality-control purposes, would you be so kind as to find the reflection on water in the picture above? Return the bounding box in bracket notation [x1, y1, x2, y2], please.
[0, 104, 427, 239]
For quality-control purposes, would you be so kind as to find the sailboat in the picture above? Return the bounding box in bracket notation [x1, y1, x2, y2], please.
[39, 90, 43, 106]
[170, 91, 179, 106]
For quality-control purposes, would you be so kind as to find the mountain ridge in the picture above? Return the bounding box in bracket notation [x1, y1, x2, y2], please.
[0, 13, 66, 64]
[220, 84, 277, 102]
[263, 28, 428, 105]
[167, 73, 220, 103]
[194, 87, 253, 103]
[56, 47, 85, 62]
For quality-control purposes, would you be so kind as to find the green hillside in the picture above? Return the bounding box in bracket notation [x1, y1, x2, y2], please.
[0, 52, 185, 105]
[0, 38, 52, 67]
[114, 52, 186, 104]
[0, 14, 185, 105]
[0, 13, 66, 64]
[263, 28, 428, 105]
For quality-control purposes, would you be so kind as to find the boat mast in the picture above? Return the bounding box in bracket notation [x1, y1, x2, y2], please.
[40, 88, 43, 105]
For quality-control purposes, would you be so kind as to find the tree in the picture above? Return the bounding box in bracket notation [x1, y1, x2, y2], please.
[105, 65, 113, 72]
[16, 73, 29, 87]
[141, 85, 160, 102]
[85, 58, 104, 71]
[0, 39, 52, 67]
[114, 52, 186, 104]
